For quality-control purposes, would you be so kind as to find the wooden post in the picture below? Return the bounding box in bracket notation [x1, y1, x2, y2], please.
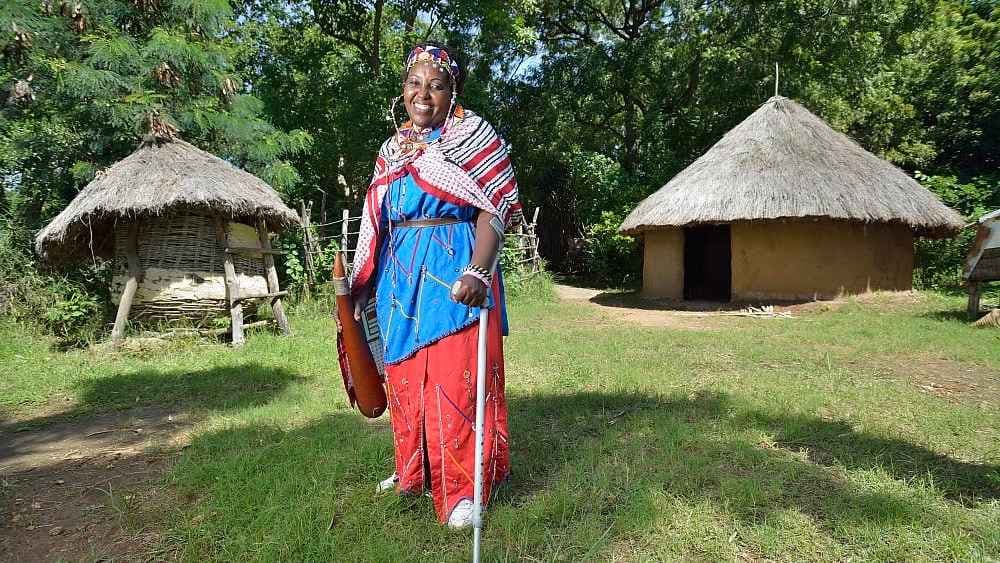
[968, 282, 982, 320]
[215, 217, 244, 346]
[258, 220, 291, 336]
[339, 156, 351, 265]
[111, 222, 142, 345]
[530, 207, 541, 272]
[341, 208, 350, 258]
[307, 201, 321, 256]
[299, 200, 316, 289]
[319, 189, 327, 240]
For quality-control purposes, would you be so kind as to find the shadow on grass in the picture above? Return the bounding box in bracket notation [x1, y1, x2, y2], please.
[920, 309, 978, 324]
[2, 363, 303, 431]
[589, 291, 818, 312]
[160, 390, 1000, 560]
[510, 391, 999, 505]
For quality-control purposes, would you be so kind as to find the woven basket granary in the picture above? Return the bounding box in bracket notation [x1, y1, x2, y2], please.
[35, 138, 298, 337]
[109, 213, 269, 323]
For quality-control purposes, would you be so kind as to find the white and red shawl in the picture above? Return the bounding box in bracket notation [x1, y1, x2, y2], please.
[348, 110, 522, 299]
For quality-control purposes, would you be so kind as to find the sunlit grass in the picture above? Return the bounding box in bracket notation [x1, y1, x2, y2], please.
[3, 288, 999, 561]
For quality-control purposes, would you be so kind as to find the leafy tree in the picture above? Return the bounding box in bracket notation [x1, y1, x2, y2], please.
[502, 0, 997, 281]
[3, 0, 997, 294]
[0, 0, 311, 234]
[227, 0, 536, 214]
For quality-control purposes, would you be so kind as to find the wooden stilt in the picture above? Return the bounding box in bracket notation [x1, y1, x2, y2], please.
[111, 222, 142, 345]
[968, 282, 982, 320]
[258, 220, 291, 336]
[215, 217, 244, 346]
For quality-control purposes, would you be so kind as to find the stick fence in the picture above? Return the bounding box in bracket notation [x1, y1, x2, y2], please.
[298, 201, 541, 286]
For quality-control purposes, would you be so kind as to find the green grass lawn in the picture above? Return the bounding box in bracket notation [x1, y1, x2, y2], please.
[2, 290, 999, 561]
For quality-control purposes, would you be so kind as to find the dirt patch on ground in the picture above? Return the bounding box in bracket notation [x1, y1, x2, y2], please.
[1, 406, 196, 561]
[850, 290, 926, 308]
[1, 406, 198, 474]
[887, 356, 1000, 406]
[554, 284, 837, 329]
[1, 452, 174, 562]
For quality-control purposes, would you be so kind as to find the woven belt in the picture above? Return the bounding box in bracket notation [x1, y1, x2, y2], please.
[392, 218, 464, 228]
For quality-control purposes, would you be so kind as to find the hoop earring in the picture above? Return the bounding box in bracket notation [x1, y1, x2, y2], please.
[441, 88, 458, 135]
[387, 95, 402, 125]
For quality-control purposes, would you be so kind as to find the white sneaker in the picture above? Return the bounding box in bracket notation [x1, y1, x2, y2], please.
[447, 499, 476, 529]
[376, 473, 398, 493]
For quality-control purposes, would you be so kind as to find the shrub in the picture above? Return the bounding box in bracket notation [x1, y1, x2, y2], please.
[0, 218, 108, 344]
[914, 172, 1000, 290]
[44, 286, 102, 340]
[583, 210, 641, 289]
[278, 232, 309, 293]
[500, 231, 554, 301]
[277, 226, 340, 297]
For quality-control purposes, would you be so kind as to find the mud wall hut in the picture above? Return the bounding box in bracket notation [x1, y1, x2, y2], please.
[35, 136, 298, 343]
[620, 96, 964, 302]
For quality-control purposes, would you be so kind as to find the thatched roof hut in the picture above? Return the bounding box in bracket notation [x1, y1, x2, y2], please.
[36, 139, 298, 264]
[35, 138, 297, 344]
[620, 96, 964, 301]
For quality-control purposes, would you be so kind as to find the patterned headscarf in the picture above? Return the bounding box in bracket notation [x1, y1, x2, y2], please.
[404, 45, 461, 88]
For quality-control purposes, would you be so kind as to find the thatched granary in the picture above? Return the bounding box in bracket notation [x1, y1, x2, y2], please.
[620, 96, 964, 301]
[35, 137, 298, 344]
[964, 209, 1000, 318]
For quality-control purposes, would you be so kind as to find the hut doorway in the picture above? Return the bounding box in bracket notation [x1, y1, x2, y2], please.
[683, 225, 731, 301]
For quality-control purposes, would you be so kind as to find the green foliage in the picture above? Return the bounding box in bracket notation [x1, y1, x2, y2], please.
[918, 172, 1000, 219]
[584, 211, 641, 289]
[914, 172, 1000, 289]
[0, 0, 311, 235]
[278, 234, 308, 292]
[309, 237, 339, 287]
[499, 233, 555, 301]
[4, 290, 1000, 559]
[2, 0, 998, 305]
[44, 286, 101, 341]
[564, 150, 643, 228]
[275, 225, 340, 297]
[0, 220, 107, 344]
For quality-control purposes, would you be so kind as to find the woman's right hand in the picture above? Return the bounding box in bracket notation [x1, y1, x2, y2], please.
[353, 288, 370, 321]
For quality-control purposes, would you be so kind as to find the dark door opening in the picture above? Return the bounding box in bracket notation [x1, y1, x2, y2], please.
[683, 225, 731, 301]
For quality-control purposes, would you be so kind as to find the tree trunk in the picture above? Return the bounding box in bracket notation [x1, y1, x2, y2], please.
[622, 88, 639, 174]
[371, 0, 384, 78]
[403, 1, 417, 34]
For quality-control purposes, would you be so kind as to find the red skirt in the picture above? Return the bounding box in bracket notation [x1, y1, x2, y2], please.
[384, 283, 510, 523]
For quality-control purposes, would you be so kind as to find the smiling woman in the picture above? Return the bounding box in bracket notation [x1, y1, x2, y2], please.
[401, 49, 461, 130]
[337, 42, 523, 529]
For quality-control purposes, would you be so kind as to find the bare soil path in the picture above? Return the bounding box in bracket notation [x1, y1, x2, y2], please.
[1, 406, 196, 561]
[553, 283, 828, 329]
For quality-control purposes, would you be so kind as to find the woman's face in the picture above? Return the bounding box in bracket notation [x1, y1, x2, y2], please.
[402, 62, 453, 131]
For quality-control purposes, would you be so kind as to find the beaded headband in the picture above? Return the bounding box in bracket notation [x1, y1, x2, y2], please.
[404, 45, 461, 87]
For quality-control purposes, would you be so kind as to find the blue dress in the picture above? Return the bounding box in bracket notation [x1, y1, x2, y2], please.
[373, 134, 508, 365]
